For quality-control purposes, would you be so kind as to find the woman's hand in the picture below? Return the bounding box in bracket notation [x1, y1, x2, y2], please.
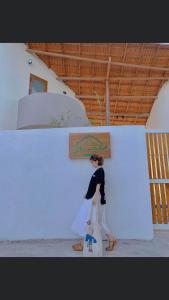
[92, 184, 101, 205]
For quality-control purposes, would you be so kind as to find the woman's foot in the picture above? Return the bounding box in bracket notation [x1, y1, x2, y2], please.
[72, 242, 83, 251]
[105, 239, 117, 251]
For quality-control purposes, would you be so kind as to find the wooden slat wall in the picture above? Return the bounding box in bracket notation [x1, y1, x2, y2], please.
[146, 133, 169, 224]
[149, 183, 169, 224]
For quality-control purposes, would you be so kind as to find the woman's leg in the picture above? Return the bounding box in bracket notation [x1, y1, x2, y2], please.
[72, 198, 92, 251]
[99, 204, 117, 250]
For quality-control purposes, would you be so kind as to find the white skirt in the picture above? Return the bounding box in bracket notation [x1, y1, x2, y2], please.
[71, 198, 113, 238]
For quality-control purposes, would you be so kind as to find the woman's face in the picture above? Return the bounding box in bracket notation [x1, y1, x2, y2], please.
[90, 159, 99, 168]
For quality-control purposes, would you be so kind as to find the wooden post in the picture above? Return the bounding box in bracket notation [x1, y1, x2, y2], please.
[106, 79, 110, 126]
[105, 57, 111, 126]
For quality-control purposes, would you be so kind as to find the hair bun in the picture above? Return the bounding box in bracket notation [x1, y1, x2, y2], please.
[90, 154, 104, 166]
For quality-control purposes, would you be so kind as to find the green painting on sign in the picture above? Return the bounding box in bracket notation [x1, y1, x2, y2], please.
[72, 135, 109, 156]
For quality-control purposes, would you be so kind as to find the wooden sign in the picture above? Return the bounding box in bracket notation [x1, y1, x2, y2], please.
[69, 132, 111, 159]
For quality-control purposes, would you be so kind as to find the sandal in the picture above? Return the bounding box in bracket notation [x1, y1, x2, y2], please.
[106, 239, 117, 251]
[72, 242, 83, 251]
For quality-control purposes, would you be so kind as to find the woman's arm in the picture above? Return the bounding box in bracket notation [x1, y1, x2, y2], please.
[92, 184, 101, 205]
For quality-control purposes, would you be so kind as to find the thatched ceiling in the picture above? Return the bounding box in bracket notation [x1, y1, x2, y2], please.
[27, 43, 169, 126]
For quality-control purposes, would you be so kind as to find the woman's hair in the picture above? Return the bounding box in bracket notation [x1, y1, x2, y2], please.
[90, 154, 104, 166]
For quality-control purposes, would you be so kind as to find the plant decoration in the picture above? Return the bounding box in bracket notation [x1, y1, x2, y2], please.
[49, 113, 65, 128]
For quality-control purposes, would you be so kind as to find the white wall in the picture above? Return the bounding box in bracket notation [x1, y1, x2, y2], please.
[146, 81, 169, 130]
[0, 43, 75, 130]
[0, 125, 153, 241]
[17, 93, 90, 129]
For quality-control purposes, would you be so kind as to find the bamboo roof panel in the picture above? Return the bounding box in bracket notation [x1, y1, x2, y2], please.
[27, 43, 169, 126]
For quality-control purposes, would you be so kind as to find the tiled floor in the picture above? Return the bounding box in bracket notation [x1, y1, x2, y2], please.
[0, 230, 169, 257]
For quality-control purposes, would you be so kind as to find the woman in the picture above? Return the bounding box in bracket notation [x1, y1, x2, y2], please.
[71, 154, 117, 251]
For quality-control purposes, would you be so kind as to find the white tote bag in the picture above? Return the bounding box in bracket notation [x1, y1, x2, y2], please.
[83, 204, 103, 257]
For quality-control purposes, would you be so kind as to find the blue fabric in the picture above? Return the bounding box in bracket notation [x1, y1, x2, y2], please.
[85, 234, 97, 243]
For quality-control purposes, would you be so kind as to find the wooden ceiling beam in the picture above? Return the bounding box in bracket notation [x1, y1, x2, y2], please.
[83, 99, 153, 104]
[58, 76, 169, 81]
[26, 48, 169, 72]
[77, 95, 157, 99]
[87, 112, 149, 117]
